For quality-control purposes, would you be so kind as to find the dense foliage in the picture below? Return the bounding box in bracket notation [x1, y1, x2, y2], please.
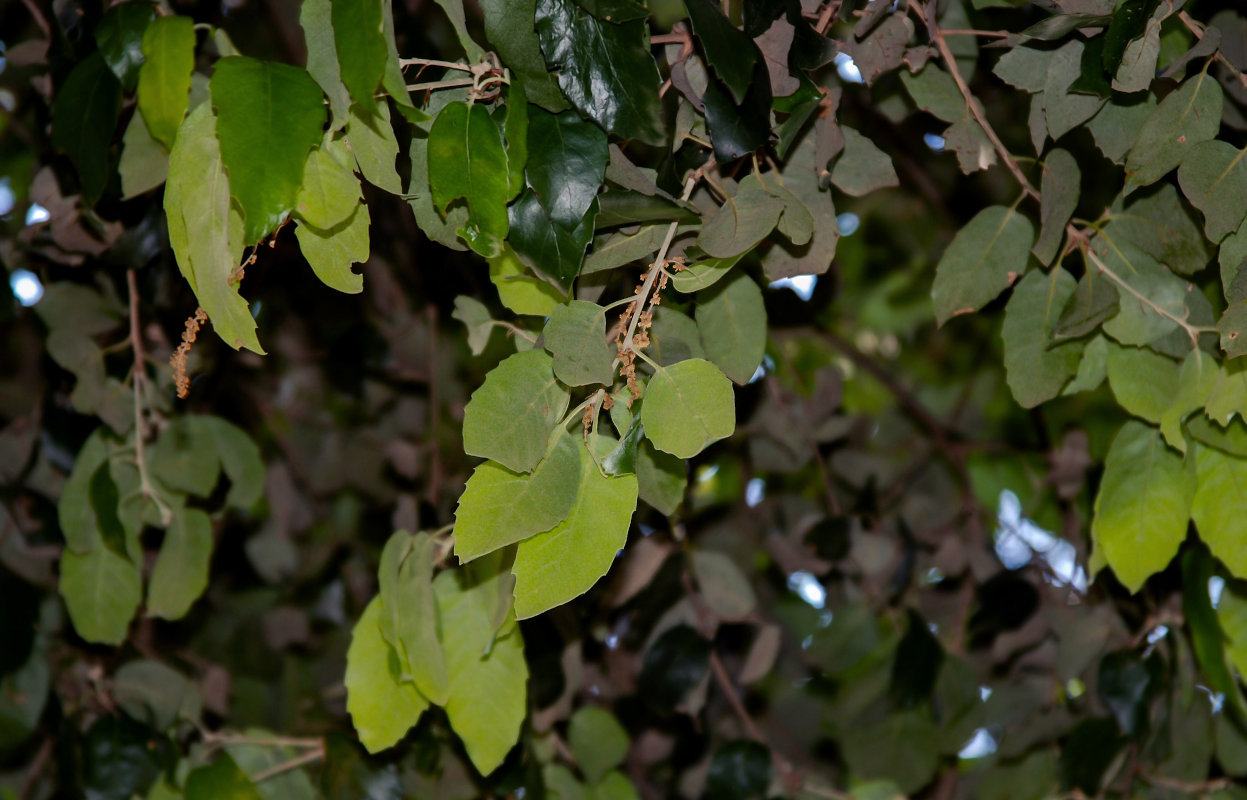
[6, 0, 1247, 796]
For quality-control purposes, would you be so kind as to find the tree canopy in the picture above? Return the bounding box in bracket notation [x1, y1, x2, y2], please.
[4, 0, 1247, 797]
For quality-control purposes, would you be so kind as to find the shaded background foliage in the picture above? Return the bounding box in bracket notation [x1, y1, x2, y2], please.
[5, 0, 1247, 798]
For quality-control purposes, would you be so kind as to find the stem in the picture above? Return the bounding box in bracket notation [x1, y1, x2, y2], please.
[399, 57, 474, 72]
[252, 747, 325, 783]
[493, 320, 538, 344]
[407, 78, 476, 92]
[126, 270, 172, 527]
[202, 731, 324, 749]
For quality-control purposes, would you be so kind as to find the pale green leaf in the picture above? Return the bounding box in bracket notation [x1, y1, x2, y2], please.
[637, 439, 686, 514]
[695, 272, 767, 385]
[544, 301, 615, 387]
[642, 359, 736, 459]
[1091, 420, 1194, 593]
[1002, 268, 1082, 408]
[453, 295, 496, 355]
[346, 103, 403, 194]
[60, 546, 141, 645]
[671, 253, 743, 293]
[294, 144, 362, 230]
[1191, 446, 1247, 578]
[1126, 70, 1223, 187]
[1106, 342, 1180, 424]
[137, 16, 195, 149]
[568, 707, 630, 785]
[1160, 348, 1218, 452]
[1207, 359, 1247, 427]
[299, 0, 351, 128]
[345, 597, 429, 753]
[462, 349, 570, 472]
[377, 530, 449, 705]
[490, 246, 565, 316]
[454, 432, 581, 562]
[931, 205, 1034, 326]
[119, 107, 170, 199]
[512, 438, 638, 618]
[147, 507, 213, 620]
[1063, 334, 1109, 395]
[294, 203, 370, 294]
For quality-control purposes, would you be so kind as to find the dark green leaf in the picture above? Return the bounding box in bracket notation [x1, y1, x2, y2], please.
[52, 53, 123, 205]
[504, 83, 529, 199]
[1126, 70, 1223, 187]
[697, 174, 784, 259]
[705, 740, 772, 800]
[1034, 149, 1079, 265]
[888, 610, 944, 709]
[1097, 650, 1161, 737]
[332, 0, 387, 113]
[94, 2, 157, 91]
[830, 127, 899, 197]
[572, 0, 649, 23]
[685, 0, 758, 104]
[508, 190, 595, 290]
[481, 0, 569, 111]
[89, 461, 128, 559]
[81, 715, 172, 800]
[1102, 0, 1161, 76]
[702, 62, 773, 162]
[593, 191, 698, 228]
[1177, 140, 1247, 243]
[526, 107, 608, 228]
[931, 205, 1034, 326]
[429, 101, 510, 257]
[638, 624, 711, 709]
[1055, 270, 1119, 339]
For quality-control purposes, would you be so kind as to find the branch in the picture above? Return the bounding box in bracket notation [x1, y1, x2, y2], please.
[252, 747, 325, 783]
[126, 270, 172, 527]
[1178, 11, 1247, 90]
[202, 731, 324, 749]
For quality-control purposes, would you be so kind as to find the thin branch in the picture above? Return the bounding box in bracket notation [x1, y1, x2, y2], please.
[251, 747, 325, 783]
[202, 731, 324, 749]
[126, 270, 172, 527]
[1178, 11, 1247, 89]
[939, 28, 1011, 38]
[17, 735, 53, 800]
[399, 57, 474, 72]
[18, 0, 51, 38]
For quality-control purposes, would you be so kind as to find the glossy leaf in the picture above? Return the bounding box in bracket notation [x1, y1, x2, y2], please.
[685, 0, 758, 104]
[931, 205, 1034, 326]
[462, 349, 570, 472]
[52, 53, 123, 205]
[527, 107, 608, 228]
[137, 16, 195, 149]
[480, 0, 569, 111]
[642, 358, 736, 459]
[95, 2, 157, 90]
[508, 190, 595, 290]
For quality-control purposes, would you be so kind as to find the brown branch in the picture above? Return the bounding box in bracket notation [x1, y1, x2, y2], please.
[1178, 11, 1247, 89]
[18, 0, 51, 38]
[17, 735, 53, 800]
[127, 270, 172, 526]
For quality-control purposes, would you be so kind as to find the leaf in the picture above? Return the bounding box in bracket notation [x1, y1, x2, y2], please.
[1159, 348, 1218, 451]
[480, 0, 569, 111]
[1002, 268, 1082, 408]
[639, 624, 711, 708]
[294, 145, 363, 230]
[377, 530, 449, 704]
[1126, 70, 1223, 187]
[672, 253, 744, 293]
[702, 59, 773, 162]
[568, 707, 630, 785]
[638, 439, 686, 514]
[453, 295, 496, 355]
[508, 190, 596, 291]
[431, 0, 486, 61]
[526, 108, 608, 228]
[95, 1, 157, 91]
[1042, 41, 1107, 141]
[690, 549, 757, 620]
[52, 53, 122, 205]
[642, 358, 736, 459]
[406, 89, 469, 251]
[534, 0, 664, 145]
[119, 111, 169, 199]
[454, 432, 582, 562]
[1111, 6, 1161, 94]
[840, 14, 913, 86]
[761, 135, 840, 281]
[1102, 0, 1161, 76]
[1034, 149, 1079, 265]
[504, 83, 528, 199]
[1105, 342, 1181, 425]
[1181, 548, 1247, 717]
[512, 438, 638, 618]
[706, 740, 772, 800]
[697, 174, 785, 259]
[147, 507, 213, 620]
[200, 416, 265, 510]
[1106, 183, 1211, 276]
[1191, 447, 1247, 577]
[1219, 300, 1247, 359]
[60, 545, 141, 645]
[113, 660, 202, 730]
[900, 66, 964, 123]
[295, 203, 371, 294]
[345, 597, 429, 753]
[594, 191, 698, 228]
[462, 350, 570, 472]
[332, 0, 387, 113]
[695, 272, 767, 385]
[1086, 92, 1157, 164]
[684, 0, 758, 104]
[211, 57, 328, 243]
[584, 224, 670, 274]
[1091, 420, 1194, 593]
[1206, 359, 1247, 427]
[840, 712, 939, 795]
[435, 568, 529, 775]
[544, 300, 615, 386]
[346, 103, 403, 195]
[650, 307, 708, 366]
[830, 127, 899, 197]
[1055, 269, 1118, 340]
[1177, 140, 1247, 243]
[164, 104, 264, 353]
[931, 205, 1034, 326]
[992, 43, 1053, 93]
[137, 16, 195, 149]
[186, 755, 264, 800]
[300, 0, 352, 127]
[428, 101, 510, 257]
[490, 245, 566, 316]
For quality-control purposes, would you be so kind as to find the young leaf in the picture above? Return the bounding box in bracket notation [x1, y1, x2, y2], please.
[931, 205, 1034, 326]
[543, 300, 615, 387]
[526, 107, 608, 228]
[147, 508, 213, 620]
[642, 358, 736, 459]
[453, 432, 582, 562]
[60, 546, 141, 645]
[512, 437, 638, 618]
[428, 101, 510, 257]
[695, 272, 767, 385]
[210, 57, 327, 243]
[1002, 268, 1082, 408]
[52, 53, 122, 205]
[1191, 446, 1247, 577]
[1091, 420, 1194, 593]
[377, 531, 449, 705]
[462, 350, 570, 472]
[1126, 70, 1223, 187]
[344, 597, 429, 753]
[137, 15, 195, 149]
[332, 0, 387, 113]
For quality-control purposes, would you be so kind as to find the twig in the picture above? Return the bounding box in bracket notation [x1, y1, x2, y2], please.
[17, 735, 53, 800]
[18, 0, 51, 37]
[126, 270, 172, 527]
[1178, 11, 1247, 89]
[202, 731, 324, 749]
[251, 747, 325, 783]
[913, 0, 1040, 202]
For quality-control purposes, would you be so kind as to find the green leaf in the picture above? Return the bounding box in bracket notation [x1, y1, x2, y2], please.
[300, 0, 352, 128]
[1091, 420, 1194, 593]
[1086, 92, 1157, 164]
[690, 549, 757, 620]
[428, 101, 510, 257]
[377, 530, 449, 704]
[52, 53, 122, 205]
[147, 507, 213, 620]
[490, 245, 566, 316]
[435, 568, 529, 775]
[1102, 0, 1160, 76]
[346, 103, 403, 194]
[431, 0, 487, 61]
[345, 597, 429, 753]
[535, 0, 664, 145]
[840, 712, 939, 794]
[1105, 342, 1180, 424]
[1219, 301, 1247, 359]
[584, 224, 671, 275]
[332, 0, 387, 113]
[119, 111, 170, 199]
[226, 733, 320, 800]
[1106, 183, 1211, 276]
[508, 190, 596, 290]
[200, 415, 265, 510]
[900, 66, 965, 124]
[512, 437, 636, 618]
[137, 16, 195, 149]
[453, 295, 496, 355]
[186, 755, 264, 800]
[568, 707, 630, 784]
[672, 253, 743, 293]
[1177, 140, 1247, 243]
[1160, 348, 1218, 451]
[684, 0, 758, 104]
[295, 144, 363, 230]
[1042, 41, 1107, 142]
[60, 545, 141, 645]
[830, 128, 899, 198]
[1002, 268, 1082, 408]
[527, 108, 608, 229]
[1034, 149, 1079, 265]
[1181, 548, 1247, 716]
[761, 135, 840, 281]
[113, 660, 202, 730]
[931, 205, 1034, 326]
[1111, 6, 1162, 94]
[58, 431, 110, 554]
[697, 174, 785, 259]
[642, 358, 736, 459]
[649, 307, 708, 366]
[544, 300, 615, 386]
[165, 104, 264, 353]
[480, 0, 569, 111]
[1126, 70, 1223, 187]
[695, 272, 767, 385]
[295, 203, 371, 295]
[454, 432, 582, 562]
[462, 350, 570, 472]
[702, 60, 773, 162]
[1191, 447, 1247, 577]
[637, 439, 686, 514]
[706, 740, 772, 800]
[210, 57, 327, 243]
[594, 190, 698, 228]
[89, 461, 128, 559]
[504, 83, 529, 199]
[150, 415, 221, 497]
[1206, 360, 1247, 427]
[95, 1, 157, 91]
